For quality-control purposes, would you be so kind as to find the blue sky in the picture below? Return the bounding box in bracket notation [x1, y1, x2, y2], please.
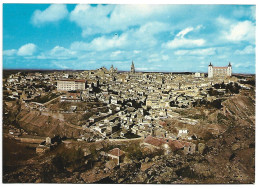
[3, 4, 256, 73]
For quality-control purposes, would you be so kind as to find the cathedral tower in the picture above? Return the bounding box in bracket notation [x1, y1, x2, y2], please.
[131, 61, 135, 73]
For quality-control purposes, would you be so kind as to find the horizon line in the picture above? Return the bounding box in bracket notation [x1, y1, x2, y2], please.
[2, 68, 255, 75]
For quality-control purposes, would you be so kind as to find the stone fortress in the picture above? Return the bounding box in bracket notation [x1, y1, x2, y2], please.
[208, 62, 232, 78]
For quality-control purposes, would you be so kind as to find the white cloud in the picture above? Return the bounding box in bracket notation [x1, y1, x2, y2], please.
[70, 21, 170, 52]
[133, 50, 141, 54]
[69, 5, 213, 54]
[3, 49, 17, 56]
[164, 38, 205, 49]
[17, 43, 37, 56]
[163, 26, 205, 49]
[174, 48, 216, 56]
[176, 27, 194, 38]
[148, 54, 161, 63]
[233, 63, 243, 68]
[91, 35, 128, 51]
[70, 4, 175, 36]
[70, 4, 114, 36]
[50, 46, 76, 57]
[195, 25, 203, 30]
[235, 45, 255, 55]
[71, 34, 128, 52]
[111, 50, 123, 57]
[232, 62, 254, 69]
[37, 46, 77, 60]
[225, 20, 255, 43]
[32, 4, 68, 26]
[70, 41, 90, 51]
[138, 22, 172, 35]
[146, 54, 169, 63]
[162, 55, 169, 61]
[175, 25, 203, 38]
[216, 16, 232, 26]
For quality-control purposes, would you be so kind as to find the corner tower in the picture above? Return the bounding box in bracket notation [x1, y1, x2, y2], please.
[227, 62, 232, 77]
[208, 62, 213, 78]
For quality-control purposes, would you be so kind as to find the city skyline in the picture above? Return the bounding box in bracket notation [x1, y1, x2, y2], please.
[3, 4, 256, 73]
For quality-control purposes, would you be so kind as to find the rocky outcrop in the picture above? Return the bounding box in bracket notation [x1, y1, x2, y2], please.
[221, 91, 255, 126]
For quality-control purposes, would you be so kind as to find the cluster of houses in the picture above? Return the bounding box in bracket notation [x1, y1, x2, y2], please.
[3, 72, 56, 101]
[3, 64, 246, 149]
[3, 70, 89, 103]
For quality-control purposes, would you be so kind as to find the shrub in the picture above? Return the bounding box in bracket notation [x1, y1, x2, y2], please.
[52, 146, 84, 171]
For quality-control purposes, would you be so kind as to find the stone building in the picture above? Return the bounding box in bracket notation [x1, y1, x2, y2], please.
[194, 72, 201, 78]
[107, 148, 125, 165]
[57, 79, 86, 91]
[208, 62, 232, 78]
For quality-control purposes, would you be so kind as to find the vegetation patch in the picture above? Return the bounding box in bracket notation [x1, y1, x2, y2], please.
[32, 93, 59, 104]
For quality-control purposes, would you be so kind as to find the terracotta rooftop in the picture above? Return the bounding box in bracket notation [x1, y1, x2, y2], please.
[168, 140, 184, 150]
[144, 135, 185, 151]
[144, 135, 166, 147]
[214, 67, 228, 69]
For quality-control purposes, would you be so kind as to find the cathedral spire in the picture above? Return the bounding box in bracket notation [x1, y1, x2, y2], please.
[131, 60, 135, 73]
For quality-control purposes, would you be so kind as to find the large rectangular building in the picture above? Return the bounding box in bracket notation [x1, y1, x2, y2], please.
[57, 80, 86, 91]
[208, 62, 232, 78]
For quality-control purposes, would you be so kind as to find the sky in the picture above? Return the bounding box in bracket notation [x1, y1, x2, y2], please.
[2, 4, 256, 73]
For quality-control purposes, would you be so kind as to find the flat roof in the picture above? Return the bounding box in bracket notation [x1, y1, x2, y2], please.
[58, 79, 86, 82]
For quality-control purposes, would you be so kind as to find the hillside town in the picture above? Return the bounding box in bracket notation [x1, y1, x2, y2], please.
[3, 62, 255, 183]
